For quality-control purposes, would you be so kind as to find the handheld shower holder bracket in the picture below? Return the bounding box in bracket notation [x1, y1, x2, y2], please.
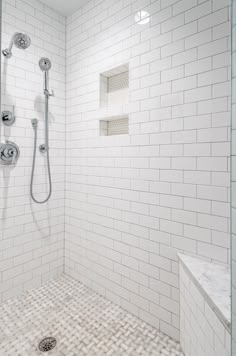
[39, 144, 48, 153]
[44, 89, 54, 98]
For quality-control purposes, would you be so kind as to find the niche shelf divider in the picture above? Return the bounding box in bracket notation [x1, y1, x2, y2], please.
[100, 115, 129, 136]
[99, 64, 129, 136]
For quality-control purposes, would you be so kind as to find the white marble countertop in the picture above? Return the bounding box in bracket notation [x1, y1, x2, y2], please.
[178, 254, 231, 331]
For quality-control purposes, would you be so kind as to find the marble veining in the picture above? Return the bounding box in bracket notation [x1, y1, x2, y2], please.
[178, 254, 230, 330]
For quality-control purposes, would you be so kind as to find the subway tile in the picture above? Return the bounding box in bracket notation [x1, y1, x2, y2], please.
[2, 0, 231, 340]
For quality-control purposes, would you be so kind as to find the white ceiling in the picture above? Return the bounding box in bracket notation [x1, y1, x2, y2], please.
[40, 0, 88, 16]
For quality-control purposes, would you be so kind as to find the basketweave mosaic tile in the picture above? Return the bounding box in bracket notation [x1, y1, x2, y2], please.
[0, 275, 184, 356]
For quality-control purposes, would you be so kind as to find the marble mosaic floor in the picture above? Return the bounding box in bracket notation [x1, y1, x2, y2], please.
[0, 275, 184, 356]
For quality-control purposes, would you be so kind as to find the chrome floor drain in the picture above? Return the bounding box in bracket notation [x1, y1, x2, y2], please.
[38, 337, 57, 352]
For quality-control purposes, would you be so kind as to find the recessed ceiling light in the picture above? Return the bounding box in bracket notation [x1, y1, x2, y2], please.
[134, 10, 150, 25]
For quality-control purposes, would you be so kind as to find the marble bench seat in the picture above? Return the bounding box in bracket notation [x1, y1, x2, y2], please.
[178, 254, 230, 356]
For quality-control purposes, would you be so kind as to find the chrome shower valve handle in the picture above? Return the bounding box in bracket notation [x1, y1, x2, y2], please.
[0, 141, 20, 165]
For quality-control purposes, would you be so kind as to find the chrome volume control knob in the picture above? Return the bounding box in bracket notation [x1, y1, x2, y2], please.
[1, 110, 15, 126]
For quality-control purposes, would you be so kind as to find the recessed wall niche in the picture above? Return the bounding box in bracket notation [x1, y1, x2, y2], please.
[100, 116, 129, 136]
[100, 64, 129, 108]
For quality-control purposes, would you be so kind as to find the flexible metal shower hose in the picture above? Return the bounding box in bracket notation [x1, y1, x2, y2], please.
[30, 122, 52, 204]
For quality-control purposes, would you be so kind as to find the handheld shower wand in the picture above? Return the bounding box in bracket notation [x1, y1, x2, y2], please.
[30, 58, 54, 204]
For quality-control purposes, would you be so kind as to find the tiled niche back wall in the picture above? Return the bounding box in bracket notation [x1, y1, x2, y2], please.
[66, 0, 231, 339]
[0, 0, 66, 302]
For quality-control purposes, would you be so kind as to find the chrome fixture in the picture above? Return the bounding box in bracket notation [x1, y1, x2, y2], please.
[0, 141, 20, 165]
[2, 33, 31, 59]
[39, 57, 52, 72]
[31, 118, 38, 128]
[38, 58, 54, 153]
[30, 57, 53, 204]
[1, 107, 15, 126]
[30, 118, 52, 204]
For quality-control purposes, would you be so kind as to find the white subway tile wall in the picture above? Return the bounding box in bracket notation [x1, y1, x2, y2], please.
[179, 263, 230, 356]
[0, 0, 231, 343]
[65, 0, 231, 340]
[0, 0, 66, 302]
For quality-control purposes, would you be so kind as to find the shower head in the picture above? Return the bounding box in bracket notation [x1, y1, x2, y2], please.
[39, 58, 52, 72]
[13, 33, 31, 49]
[2, 33, 31, 59]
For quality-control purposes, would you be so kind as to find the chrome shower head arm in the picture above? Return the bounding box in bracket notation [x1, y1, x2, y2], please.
[2, 48, 12, 59]
[2, 33, 16, 58]
[2, 41, 13, 58]
[7, 35, 14, 53]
